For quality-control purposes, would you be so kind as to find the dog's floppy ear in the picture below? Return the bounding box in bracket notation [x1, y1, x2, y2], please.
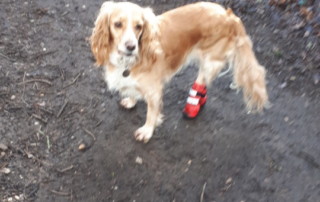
[140, 7, 161, 62]
[90, 1, 114, 66]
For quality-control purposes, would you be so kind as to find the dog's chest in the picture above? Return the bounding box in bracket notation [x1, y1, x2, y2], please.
[105, 67, 142, 99]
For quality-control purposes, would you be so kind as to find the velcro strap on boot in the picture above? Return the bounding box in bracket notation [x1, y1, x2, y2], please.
[186, 97, 200, 105]
[189, 89, 206, 97]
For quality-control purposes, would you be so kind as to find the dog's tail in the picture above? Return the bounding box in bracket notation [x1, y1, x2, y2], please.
[228, 9, 268, 112]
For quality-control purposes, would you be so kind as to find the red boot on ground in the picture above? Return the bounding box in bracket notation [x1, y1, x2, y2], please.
[183, 82, 207, 119]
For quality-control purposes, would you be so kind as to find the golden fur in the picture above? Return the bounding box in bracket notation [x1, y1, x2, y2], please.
[90, 1, 268, 143]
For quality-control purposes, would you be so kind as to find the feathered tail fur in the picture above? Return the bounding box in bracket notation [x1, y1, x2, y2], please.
[228, 11, 268, 111]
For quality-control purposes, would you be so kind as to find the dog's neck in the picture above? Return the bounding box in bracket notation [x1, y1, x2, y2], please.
[109, 52, 138, 76]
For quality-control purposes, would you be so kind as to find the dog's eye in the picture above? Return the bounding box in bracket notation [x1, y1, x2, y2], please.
[114, 22, 122, 28]
[135, 24, 142, 31]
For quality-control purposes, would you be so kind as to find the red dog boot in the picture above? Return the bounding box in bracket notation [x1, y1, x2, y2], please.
[183, 82, 207, 119]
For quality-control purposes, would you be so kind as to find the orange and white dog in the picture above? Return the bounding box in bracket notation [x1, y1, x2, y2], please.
[90, 1, 268, 143]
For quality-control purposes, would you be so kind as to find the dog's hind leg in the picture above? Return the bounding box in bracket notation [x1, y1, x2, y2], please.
[183, 58, 226, 119]
[196, 57, 226, 85]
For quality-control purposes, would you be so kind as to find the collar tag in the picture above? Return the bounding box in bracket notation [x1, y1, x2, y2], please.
[122, 69, 130, 77]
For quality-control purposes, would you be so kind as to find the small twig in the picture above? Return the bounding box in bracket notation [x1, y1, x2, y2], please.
[22, 71, 26, 97]
[0, 92, 9, 96]
[61, 11, 69, 16]
[0, 52, 15, 62]
[57, 100, 68, 118]
[31, 114, 48, 124]
[220, 183, 232, 193]
[40, 107, 54, 115]
[59, 67, 65, 81]
[200, 182, 207, 202]
[83, 128, 96, 141]
[46, 136, 51, 150]
[95, 120, 103, 127]
[30, 50, 57, 60]
[19, 79, 53, 86]
[0, 163, 8, 169]
[50, 190, 69, 196]
[57, 165, 74, 173]
[63, 72, 82, 89]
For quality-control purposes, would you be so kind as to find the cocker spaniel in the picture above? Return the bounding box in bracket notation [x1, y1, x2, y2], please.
[90, 1, 268, 143]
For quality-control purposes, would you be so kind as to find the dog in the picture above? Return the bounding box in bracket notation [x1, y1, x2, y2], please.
[90, 1, 268, 143]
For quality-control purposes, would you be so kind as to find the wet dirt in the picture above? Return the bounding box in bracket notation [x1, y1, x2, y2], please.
[0, 0, 319, 201]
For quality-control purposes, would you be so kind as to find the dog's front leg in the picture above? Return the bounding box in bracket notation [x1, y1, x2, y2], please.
[120, 97, 137, 109]
[134, 91, 162, 143]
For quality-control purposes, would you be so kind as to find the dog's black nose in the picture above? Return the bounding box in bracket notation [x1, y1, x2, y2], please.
[125, 41, 136, 52]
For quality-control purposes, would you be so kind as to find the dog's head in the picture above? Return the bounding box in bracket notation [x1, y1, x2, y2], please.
[90, 1, 157, 67]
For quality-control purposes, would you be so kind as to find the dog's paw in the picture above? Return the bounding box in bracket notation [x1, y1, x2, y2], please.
[156, 113, 164, 126]
[134, 126, 154, 143]
[120, 97, 137, 109]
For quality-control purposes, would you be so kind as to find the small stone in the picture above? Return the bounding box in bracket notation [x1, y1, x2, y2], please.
[226, 177, 232, 184]
[0, 143, 8, 151]
[14, 195, 20, 200]
[0, 167, 11, 174]
[10, 95, 16, 100]
[284, 116, 289, 122]
[7, 197, 13, 202]
[78, 143, 86, 151]
[37, 101, 45, 106]
[304, 30, 311, 37]
[290, 76, 296, 81]
[263, 177, 271, 184]
[135, 156, 143, 164]
[26, 152, 34, 159]
[313, 73, 320, 85]
[306, 41, 313, 50]
[279, 82, 287, 89]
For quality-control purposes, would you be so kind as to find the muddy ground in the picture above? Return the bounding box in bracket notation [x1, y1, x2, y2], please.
[0, 0, 319, 201]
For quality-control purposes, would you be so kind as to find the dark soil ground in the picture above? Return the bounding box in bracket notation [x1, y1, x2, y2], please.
[0, 0, 319, 201]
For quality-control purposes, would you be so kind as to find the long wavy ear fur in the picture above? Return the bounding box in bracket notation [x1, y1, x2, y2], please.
[140, 8, 161, 63]
[90, 2, 114, 66]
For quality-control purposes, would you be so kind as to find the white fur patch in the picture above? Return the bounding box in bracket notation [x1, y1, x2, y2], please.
[120, 97, 137, 109]
[109, 52, 137, 69]
[134, 125, 154, 143]
[105, 61, 142, 100]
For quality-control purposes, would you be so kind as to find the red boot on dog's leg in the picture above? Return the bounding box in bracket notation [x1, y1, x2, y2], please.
[183, 82, 207, 119]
